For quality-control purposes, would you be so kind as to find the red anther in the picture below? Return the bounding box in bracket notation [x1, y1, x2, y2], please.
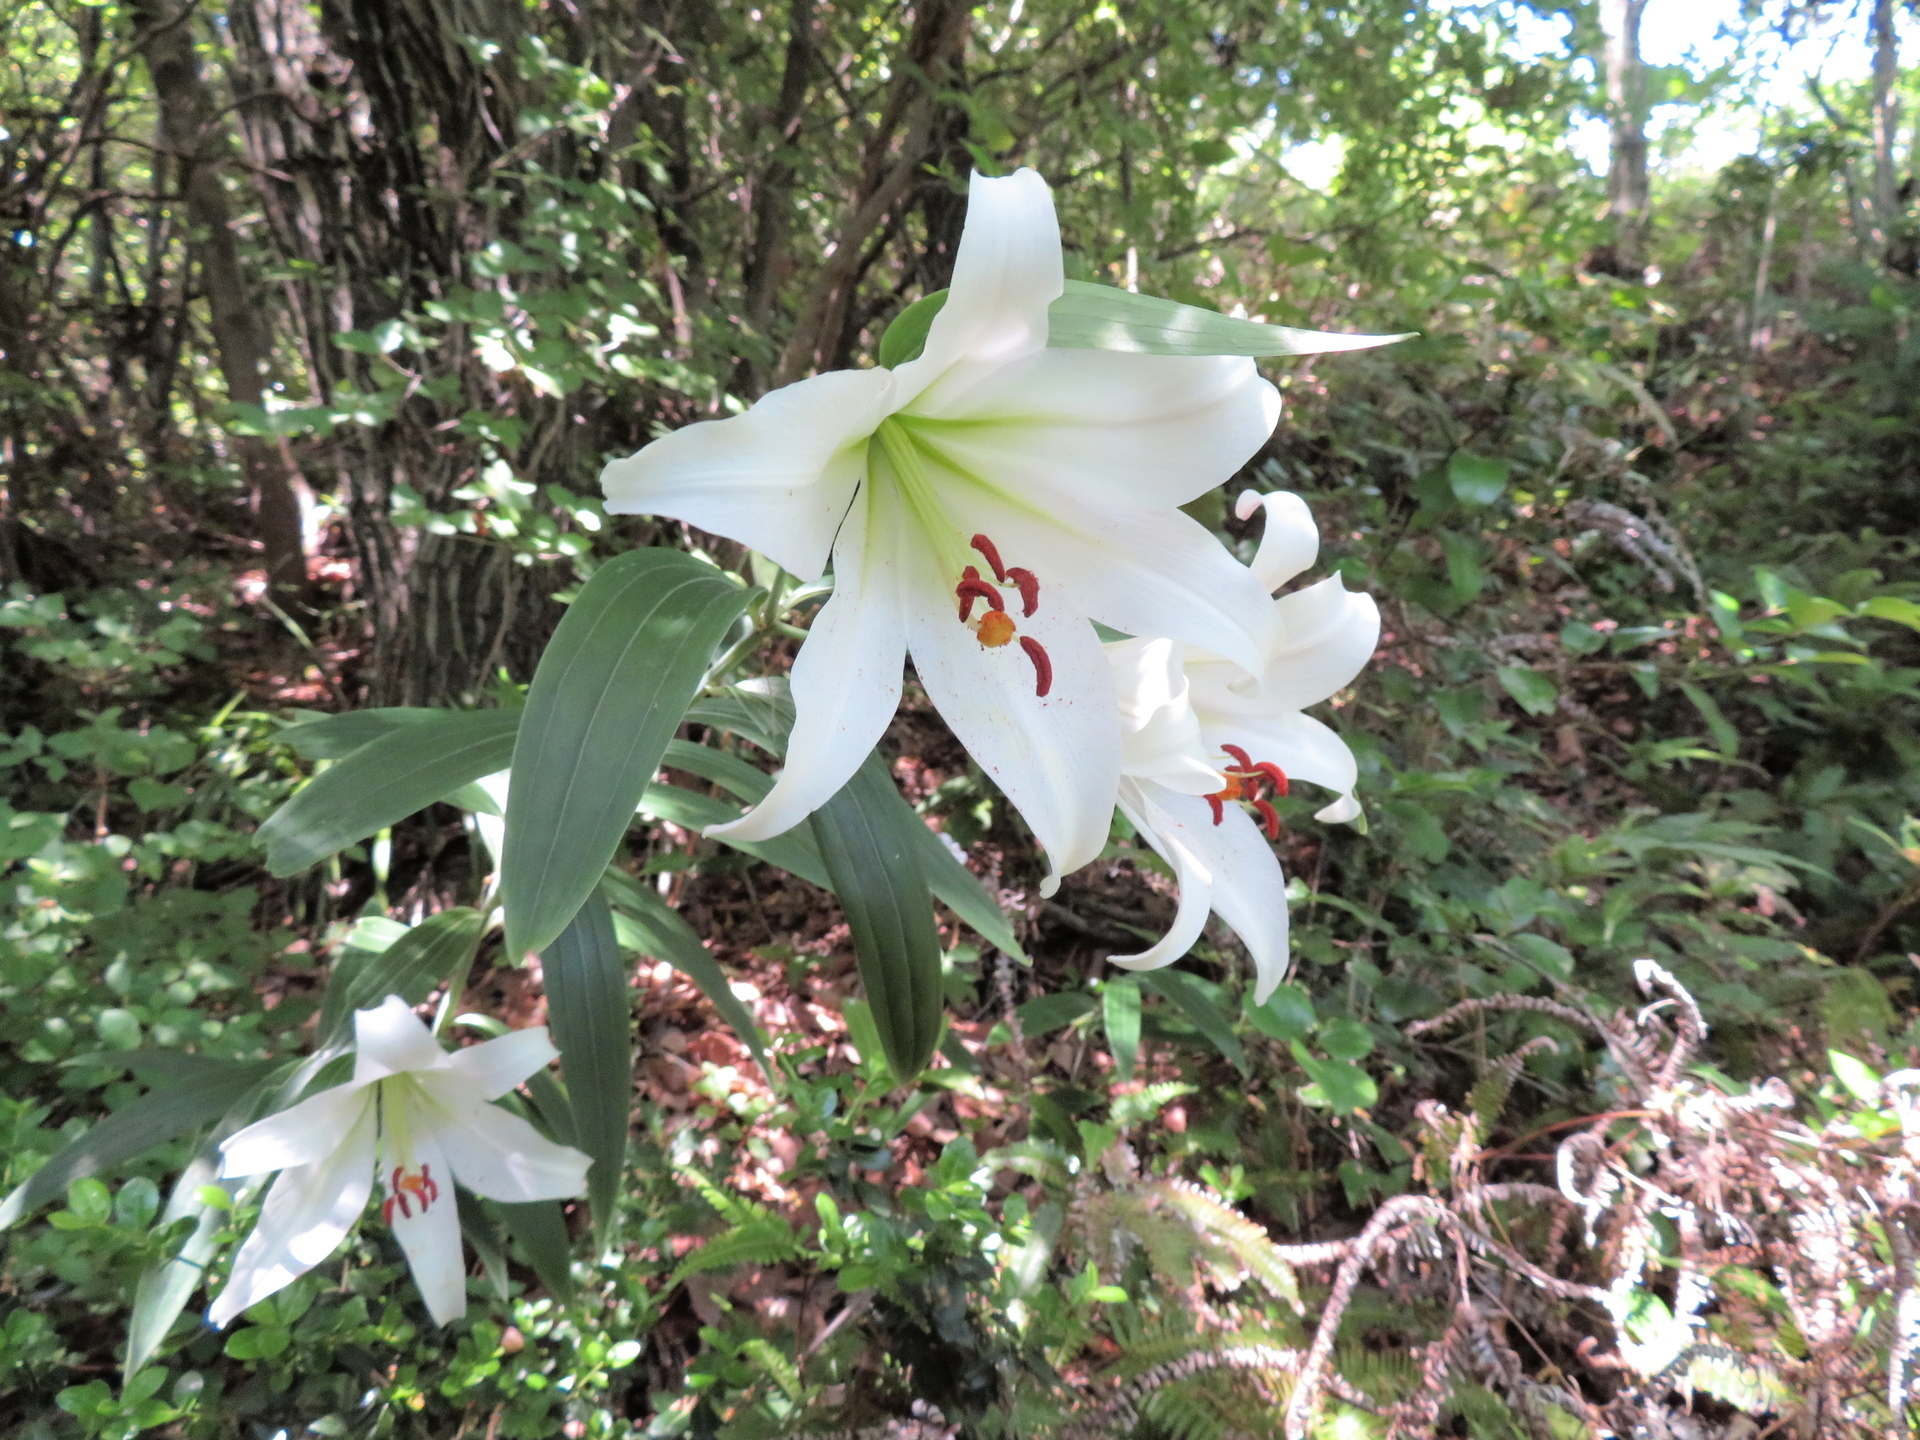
[1005, 566, 1040, 617]
[1254, 799, 1281, 840]
[955, 568, 1004, 622]
[970, 534, 1009, 582]
[1250, 761, 1290, 797]
[386, 1167, 412, 1221]
[1221, 743, 1255, 771]
[1206, 794, 1225, 825]
[1019, 636, 1053, 696]
[418, 1164, 439, 1204]
[382, 1195, 398, 1224]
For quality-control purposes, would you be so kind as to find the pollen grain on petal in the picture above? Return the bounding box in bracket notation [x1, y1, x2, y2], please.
[1005, 566, 1040, 617]
[1019, 636, 1053, 696]
[976, 609, 1017, 648]
[970, 533, 1009, 582]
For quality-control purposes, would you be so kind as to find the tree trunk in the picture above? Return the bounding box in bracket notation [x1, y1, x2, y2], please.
[131, 0, 311, 598]
[1600, 0, 1649, 277]
[1872, 0, 1903, 263]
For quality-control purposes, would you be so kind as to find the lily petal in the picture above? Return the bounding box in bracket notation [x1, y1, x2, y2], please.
[422, 1093, 593, 1204]
[351, 995, 448, 1085]
[904, 522, 1120, 896]
[908, 168, 1062, 381]
[1108, 637, 1223, 795]
[600, 367, 895, 582]
[1235, 489, 1321, 593]
[708, 481, 906, 843]
[208, 1101, 377, 1327]
[1108, 781, 1217, 972]
[220, 1082, 375, 1179]
[1117, 782, 1292, 1002]
[915, 347, 1279, 511]
[383, 1092, 466, 1326]
[1167, 792, 1292, 1003]
[1189, 576, 1379, 714]
[439, 1025, 559, 1100]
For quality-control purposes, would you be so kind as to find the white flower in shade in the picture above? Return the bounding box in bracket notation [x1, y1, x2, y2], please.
[208, 996, 589, 1328]
[1104, 490, 1379, 1000]
[601, 168, 1286, 895]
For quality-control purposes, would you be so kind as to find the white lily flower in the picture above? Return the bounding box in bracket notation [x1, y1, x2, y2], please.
[208, 995, 590, 1328]
[601, 169, 1283, 894]
[1105, 490, 1379, 1001]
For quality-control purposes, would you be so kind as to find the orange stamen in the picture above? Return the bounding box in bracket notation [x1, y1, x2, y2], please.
[976, 610, 1017, 647]
[1250, 761, 1289, 797]
[1221, 743, 1254, 771]
[1253, 799, 1281, 840]
[1206, 794, 1225, 825]
[1020, 636, 1053, 696]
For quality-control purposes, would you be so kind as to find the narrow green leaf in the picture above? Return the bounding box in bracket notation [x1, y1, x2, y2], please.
[1679, 681, 1741, 758]
[1141, 970, 1248, 1076]
[904, 821, 1026, 962]
[639, 783, 833, 890]
[1016, 992, 1096, 1039]
[503, 549, 751, 960]
[126, 1154, 232, 1377]
[258, 710, 517, 876]
[1103, 981, 1141, 1083]
[1048, 280, 1412, 357]
[315, 908, 487, 1051]
[455, 1190, 513, 1303]
[683, 685, 795, 756]
[498, 1199, 574, 1302]
[673, 704, 1022, 959]
[811, 755, 944, 1084]
[541, 895, 632, 1247]
[277, 707, 443, 761]
[0, 1062, 275, 1229]
[600, 871, 772, 1081]
[877, 289, 951, 368]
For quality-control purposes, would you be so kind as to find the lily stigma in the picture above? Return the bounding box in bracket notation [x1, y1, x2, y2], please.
[601, 167, 1287, 894]
[1104, 489, 1380, 1001]
[207, 995, 590, 1328]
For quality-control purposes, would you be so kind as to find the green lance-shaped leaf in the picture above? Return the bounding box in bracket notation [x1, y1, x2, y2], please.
[315, 907, 487, 1051]
[502, 548, 752, 961]
[685, 689, 1024, 960]
[276, 707, 445, 760]
[1048, 280, 1414, 357]
[600, 870, 772, 1082]
[126, 1153, 235, 1378]
[811, 754, 944, 1084]
[1141, 969, 1248, 1076]
[0, 1059, 276, 1229]
[540, 895, 632, 1247]
[1103, 979, 1142, 1083]
[258, 710, 518, 876]
[639, 782, 834, 891]
[498, 1199, 575, 1302]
